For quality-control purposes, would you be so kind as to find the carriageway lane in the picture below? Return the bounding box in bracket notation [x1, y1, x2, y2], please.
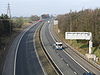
[41, 21, 77, 75]
[2, 22, 44, 75]
[50, 19, 100, 75]
[48, 21, 87, 75]
[16, 23, 44, 75]
[16, 22, 44, 75]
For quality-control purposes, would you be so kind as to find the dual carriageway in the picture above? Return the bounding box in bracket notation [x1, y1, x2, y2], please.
[2, 19, 100, 75]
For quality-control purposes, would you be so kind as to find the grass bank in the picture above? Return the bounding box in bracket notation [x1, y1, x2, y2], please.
[0, 22, 32, 74]
[53, 24, 100, 64]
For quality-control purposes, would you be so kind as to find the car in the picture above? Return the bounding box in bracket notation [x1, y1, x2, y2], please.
[53, 42, 63, 50]
[83, 72, 95, 75]
[48, 21, 50, 23]
[38, 20, 43, 22]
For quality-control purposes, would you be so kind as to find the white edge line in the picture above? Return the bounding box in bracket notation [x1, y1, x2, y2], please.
[41, 22, 60, 75]
[49, 20, 89, 73]
[64, 41, 100, 71]
[41, 22, 64, 75]
[33, 22, 47, 75]
[14, 22, 38, 75]
[63, 50, 89, 72]
[51, 20, 100, 72]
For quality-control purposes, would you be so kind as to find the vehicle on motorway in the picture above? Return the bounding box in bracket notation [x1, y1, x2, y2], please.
[83, 72, 95, 75]
[48, 21, 50, 23]
[38, 20, 43, 22]
[53, 42, 63, 50]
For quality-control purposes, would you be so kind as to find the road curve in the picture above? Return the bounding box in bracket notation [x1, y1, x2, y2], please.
[41, 21, 76, 75]
[49, 19, 100, 75]
[40, 19, 100, 75]
[2, 22, 44, 75]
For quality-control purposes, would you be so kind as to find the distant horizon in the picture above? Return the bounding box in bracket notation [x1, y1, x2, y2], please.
[0, 8, 100, 17]
[0, 0, 100, 17]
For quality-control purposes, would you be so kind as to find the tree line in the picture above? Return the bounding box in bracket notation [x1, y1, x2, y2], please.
[0, 14, 13, 48]
[0, 14, 41, 49]
[57, 9, 100, 46]
[0, 14, 12, 36]
[0, 14, 27, 48]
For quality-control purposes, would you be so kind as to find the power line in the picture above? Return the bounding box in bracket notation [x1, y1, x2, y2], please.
[7, 3, 12, 34]
[7, 3, 11, 18]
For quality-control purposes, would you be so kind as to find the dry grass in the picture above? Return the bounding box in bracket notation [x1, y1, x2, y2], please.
[0, 24, 32, 74]
[53, 24, 100, 64]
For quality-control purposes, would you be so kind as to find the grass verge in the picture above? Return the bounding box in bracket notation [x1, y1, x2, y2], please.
[0, 23, 32, 75]
[35, 24, 57, 75]
[53, 24, 100, 64]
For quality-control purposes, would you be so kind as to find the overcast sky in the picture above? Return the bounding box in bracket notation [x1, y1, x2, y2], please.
[0, 0, 100, 17]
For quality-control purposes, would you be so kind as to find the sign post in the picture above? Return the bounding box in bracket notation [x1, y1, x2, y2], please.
[65, 32, 97, 61]
[54, 20, 58, 25]
[89, 40, 92, 54]
[65, 32, 92, 54]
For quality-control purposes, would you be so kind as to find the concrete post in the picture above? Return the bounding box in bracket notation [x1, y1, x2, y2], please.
[89, 33, 92, 54]
[89, 40, 92, 54]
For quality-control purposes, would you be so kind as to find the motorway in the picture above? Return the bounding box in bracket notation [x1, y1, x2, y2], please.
[2, 19, 100, 75]
[41, 21, 77, 75]
[2, 22, 44, 75]
[40, 20, 100, 75]
[50, 20, 100, 75]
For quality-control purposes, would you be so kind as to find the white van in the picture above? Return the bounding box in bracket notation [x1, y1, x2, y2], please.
[54, 42, 63, 50]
